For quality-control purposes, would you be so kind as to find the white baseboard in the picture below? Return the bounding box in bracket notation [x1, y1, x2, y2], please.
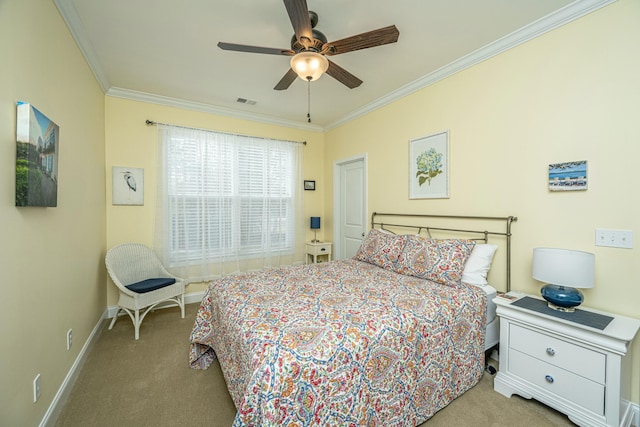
[620, 400, 640, 427]
[39, 308, 108, 427]
[40, 290, 205, 426]
[184, 290, 205, 305]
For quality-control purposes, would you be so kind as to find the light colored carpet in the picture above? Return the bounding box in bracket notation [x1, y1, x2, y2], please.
[54, 303, 575, 426]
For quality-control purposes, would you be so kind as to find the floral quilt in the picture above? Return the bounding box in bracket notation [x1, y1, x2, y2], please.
[189, 259, 487, 427]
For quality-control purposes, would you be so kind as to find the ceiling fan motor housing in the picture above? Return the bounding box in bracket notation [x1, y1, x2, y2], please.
[290, 11, 326, 52]
[291, 29, 327, 53]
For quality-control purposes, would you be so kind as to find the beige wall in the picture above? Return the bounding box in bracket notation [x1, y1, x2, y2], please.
[105, 97, 325, 301]
[325, 0, 640, 404]
[0, 0, 106, 425]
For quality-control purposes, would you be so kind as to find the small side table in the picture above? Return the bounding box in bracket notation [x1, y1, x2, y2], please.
[305, 241, 332, 264]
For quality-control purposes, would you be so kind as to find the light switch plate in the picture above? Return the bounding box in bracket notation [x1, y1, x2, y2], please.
[595, 229, 633, 249]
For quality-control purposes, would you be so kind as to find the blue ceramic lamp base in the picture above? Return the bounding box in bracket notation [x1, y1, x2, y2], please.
[540, 284, 584, 313]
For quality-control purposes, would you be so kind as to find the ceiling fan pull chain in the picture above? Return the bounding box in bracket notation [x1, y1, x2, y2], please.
[307, 78, 312, 123]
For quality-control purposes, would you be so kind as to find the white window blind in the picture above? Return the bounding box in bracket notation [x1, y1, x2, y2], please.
[154, 124, 305, 281]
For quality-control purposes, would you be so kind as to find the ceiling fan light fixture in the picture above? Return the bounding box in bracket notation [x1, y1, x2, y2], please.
[290, 51, 329, 82]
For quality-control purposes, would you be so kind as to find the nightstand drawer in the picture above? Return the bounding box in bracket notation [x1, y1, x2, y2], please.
[305, 243, 331, 255]
[510, 349, 604, 415]
[509, 324, 605, 384]
[305, 242, 333, 264]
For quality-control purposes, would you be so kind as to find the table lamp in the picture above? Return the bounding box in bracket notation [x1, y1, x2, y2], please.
[310, 217, 321, 243]
[532, 247, 595, 312]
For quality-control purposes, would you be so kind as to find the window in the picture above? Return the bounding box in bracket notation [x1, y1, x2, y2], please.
[155, 125, 304, 280]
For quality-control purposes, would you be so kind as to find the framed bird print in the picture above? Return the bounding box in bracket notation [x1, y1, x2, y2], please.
[112, 166, 144, 205]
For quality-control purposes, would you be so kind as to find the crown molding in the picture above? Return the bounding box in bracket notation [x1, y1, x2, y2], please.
[106, 87, 324, 132]
[54, 0, 110, 92]
[56, 0, 616, 132]
[324, 0, 617, 131]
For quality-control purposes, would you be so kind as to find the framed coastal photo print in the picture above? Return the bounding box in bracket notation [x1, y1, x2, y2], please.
[304, 180, 315, 191]
[112, 166, 144, 205]
[409, 131, 449, 199]
[548, 160, 587, 191]
[16, 102, 60, 207]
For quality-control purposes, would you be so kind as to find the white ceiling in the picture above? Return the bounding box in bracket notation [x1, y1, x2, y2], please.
[55, 0, 610, 130]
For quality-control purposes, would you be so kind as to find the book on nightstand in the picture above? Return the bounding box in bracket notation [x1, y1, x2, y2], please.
[496, 291, 525, 302]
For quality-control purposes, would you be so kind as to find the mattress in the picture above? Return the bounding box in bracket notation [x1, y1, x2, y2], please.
[476, 283, 499, 350]
[480, 283, 497, 325]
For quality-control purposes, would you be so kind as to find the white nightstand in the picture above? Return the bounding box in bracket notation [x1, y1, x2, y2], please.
[493, 294, 640, 427]
[305, 241, 332, 264]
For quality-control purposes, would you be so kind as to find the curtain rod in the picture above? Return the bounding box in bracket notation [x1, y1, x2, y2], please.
[145, 120, 306, 145]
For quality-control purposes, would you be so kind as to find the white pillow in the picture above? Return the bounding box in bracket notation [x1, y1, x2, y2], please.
[462, 244, 498, 285]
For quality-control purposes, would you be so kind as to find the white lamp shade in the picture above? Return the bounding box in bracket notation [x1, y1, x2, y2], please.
[290, 51, 329, 82]
[532, 247, 595, 289]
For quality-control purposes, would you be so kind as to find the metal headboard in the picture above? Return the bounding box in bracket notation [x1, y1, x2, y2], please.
[370, 212, 518, 292]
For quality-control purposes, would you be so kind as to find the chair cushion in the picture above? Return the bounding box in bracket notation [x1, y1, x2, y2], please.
[126, 278, 176, 294]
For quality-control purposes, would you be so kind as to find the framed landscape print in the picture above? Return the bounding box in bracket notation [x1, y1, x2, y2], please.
[16, 102, 60, 207]
[409, 131, 449, 199]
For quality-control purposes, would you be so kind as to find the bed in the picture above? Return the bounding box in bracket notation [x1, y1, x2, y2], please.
[189, 213, 517, 426]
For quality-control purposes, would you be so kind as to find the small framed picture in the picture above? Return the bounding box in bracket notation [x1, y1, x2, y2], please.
[304, 180, 316, 191]
[112, 166, 144, 205]
[548, 160, 587, 191]
[409, 131, 449, 199]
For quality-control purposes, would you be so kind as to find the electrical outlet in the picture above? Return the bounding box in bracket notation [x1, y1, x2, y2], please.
[33, 374, 41, 403]
[595, 229, 633, 249]
[66, 329, 72, 350]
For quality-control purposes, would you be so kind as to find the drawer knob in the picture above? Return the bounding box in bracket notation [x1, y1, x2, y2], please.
[321, 248, 326, 251]
[545, 375, 554, 384]
[546, 347, 556, 356]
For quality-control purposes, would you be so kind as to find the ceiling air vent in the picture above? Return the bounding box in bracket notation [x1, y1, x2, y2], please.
[236, 97, 256, 105]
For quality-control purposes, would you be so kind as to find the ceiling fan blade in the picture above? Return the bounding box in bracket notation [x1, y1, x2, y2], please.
[322, 25, 400, 56]
[218, 42, 294, 56]
[283, 0, 313, 46]
[274, 68, 298, 91]
[326, 60, 362, 89]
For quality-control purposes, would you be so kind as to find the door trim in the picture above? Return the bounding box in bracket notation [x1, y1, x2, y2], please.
[333, 153, 368, 260]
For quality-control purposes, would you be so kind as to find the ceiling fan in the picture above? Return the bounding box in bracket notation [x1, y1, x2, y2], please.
[218, 0, 400, 91]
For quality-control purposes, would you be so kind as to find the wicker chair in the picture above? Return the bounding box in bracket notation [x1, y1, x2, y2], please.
[105, 243, 185, 340]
